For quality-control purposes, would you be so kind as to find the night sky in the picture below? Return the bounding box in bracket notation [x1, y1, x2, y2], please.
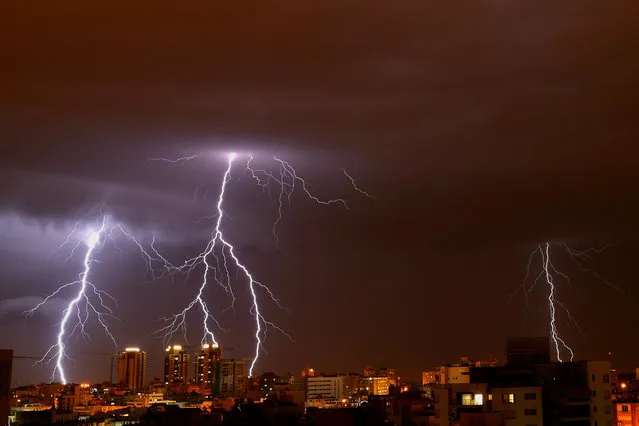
[2, 1, 639, 386]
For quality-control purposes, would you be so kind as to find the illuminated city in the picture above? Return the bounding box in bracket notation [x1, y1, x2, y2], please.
[2, 1, 639, 426]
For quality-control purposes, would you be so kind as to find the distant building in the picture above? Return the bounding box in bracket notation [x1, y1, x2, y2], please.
[363, 366, 377, 377]
[360, 376, 391, 396]
[306, 376, 345, 402]
[302, 367, 316, 377]
[423, 369, 440, 385]
[164, 345, 190, 385]
[117, 347, 147, 391]
[214, 359, 246, 397]
[272, 383, 306, 408]
[0, 349, 12, 426]
[194, 344, 222, 388]
[440, 363, 472, 385]
[55, 384, 91, 412]
[344, 373, 361, 398]
[378, 368, 397, 381]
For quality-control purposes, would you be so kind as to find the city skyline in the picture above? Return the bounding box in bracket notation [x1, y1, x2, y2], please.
[2, 0, 639, 388]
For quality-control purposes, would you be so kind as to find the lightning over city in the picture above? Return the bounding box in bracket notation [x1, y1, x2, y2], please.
[151, 152, 372, 376]
[26, 217, 112, 384]
[516, 241, 620, 363]
[24, 216, 177, 383]
[4, 3, 638, 419]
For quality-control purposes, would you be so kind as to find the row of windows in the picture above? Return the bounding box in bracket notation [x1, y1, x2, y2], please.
[501, 392, 538, 404]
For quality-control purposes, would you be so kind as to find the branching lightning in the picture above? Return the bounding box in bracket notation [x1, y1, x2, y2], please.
[28, 151, 371, 381]
[539, 242, 574, 362]
[27, 217, 114, 384]
[515, 241, 619, 362]
[27, 216, 178, 383]
[150, 151, 373, 376]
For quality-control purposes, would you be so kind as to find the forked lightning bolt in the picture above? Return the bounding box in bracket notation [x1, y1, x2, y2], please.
[27, 217, 113, 384]
[539, 243, 575, 362]
[152, 152, 372, 376]
[515, 241, 619, 362]
[27, 216, 173, 383]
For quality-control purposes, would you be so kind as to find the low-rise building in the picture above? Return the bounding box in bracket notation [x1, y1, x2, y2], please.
[306, 376, 345, 407]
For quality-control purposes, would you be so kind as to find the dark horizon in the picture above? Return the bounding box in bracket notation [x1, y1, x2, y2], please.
[2, 1, 639, 386]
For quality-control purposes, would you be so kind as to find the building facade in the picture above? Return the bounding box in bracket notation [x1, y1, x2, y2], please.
[432, 383, 542, 426]
[423, 369, 440, 385]
[588, 361, 613, 426]
[117, 347, 147, 391]
[164, 345, 190, 385]
[491, 386, 543, 426]
[440, 365, 471, 385]
[360, 376, 392, 396]
[616, 401, 639, 426]
[195, 344, 222, 388]
[306, 376, 345, 401]
[214, 359, 246, 397]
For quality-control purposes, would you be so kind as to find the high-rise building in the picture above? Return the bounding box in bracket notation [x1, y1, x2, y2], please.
[195, 344, 222, 388]
[344, 373, 361, 398]
[0, 349, 12, 426]
[214, 359, 246, 397]
[117, 347, 147, 391]
[359, 376, 391, 396]
[164, 345, 190, 385]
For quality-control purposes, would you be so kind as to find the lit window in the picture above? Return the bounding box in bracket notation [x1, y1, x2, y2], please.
[474, 394, 483, 405]
[488, 394, 493, 401]
[502, 393, 515, 404]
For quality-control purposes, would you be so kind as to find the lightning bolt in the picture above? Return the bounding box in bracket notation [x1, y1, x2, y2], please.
[539, 242, 575, 362]
[245, 154, 373, 247]
[27, 217, 114, 384]
[151, 151, 372, 376]
[27, 215, 175, 383]
[515, 241, 619, 362]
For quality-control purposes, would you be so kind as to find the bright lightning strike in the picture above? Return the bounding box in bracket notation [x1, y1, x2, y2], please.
[27, 217, 114, 384]
[27, 216, 173, 383]
[539, 242, 574, 362]
[515, 241, 619, 363]
[150, 151, 372, 376]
